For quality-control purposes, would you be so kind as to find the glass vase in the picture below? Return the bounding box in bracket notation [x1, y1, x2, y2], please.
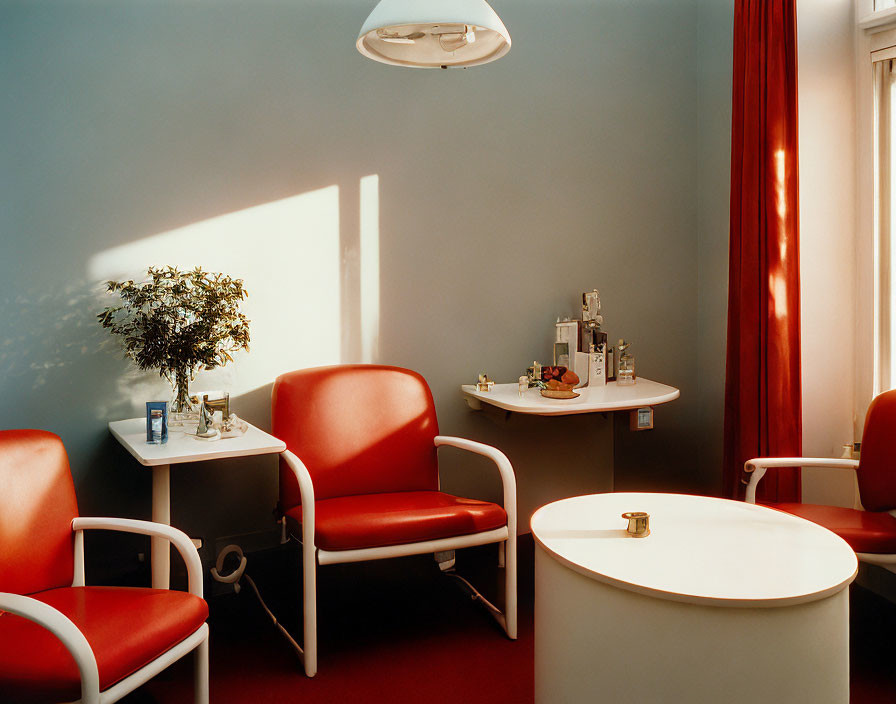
[168, 368, 197, 426]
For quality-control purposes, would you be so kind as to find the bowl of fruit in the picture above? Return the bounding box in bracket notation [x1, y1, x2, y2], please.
[540, 366, 580, 399]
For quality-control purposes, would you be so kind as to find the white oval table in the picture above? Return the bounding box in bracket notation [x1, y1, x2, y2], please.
[530, 493, 858, 704]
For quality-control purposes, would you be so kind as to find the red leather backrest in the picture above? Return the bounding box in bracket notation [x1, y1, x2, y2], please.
[273, 365, 440, 508]
[857, 389, 896, 512]
[0, 429, 78, 594]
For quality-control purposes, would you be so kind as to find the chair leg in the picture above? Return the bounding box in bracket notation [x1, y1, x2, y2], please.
[194, 635, 209, 704]
[439, 538, 517, 640]
[504, 534, 517, 640]
[302, 539, 318, 677]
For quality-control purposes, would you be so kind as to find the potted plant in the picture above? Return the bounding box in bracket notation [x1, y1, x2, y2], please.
[98, 266, 250, 416]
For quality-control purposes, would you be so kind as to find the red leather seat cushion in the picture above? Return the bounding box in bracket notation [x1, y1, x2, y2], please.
[766, 503, 896, 554]
[0, 586, 208, 703]
[286, 491, 507, 551]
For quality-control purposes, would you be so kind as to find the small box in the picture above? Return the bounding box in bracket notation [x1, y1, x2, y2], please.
[587, 348, 606, 387]
[555, 321, 580, 350]
[146, 401, 169, 444]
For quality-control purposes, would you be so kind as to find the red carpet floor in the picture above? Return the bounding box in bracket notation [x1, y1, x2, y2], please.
[121, 536, 894, 703]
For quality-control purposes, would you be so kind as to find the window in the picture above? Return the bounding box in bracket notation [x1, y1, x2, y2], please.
[872, 51, 896, 390]
[857, 19, 896, 424]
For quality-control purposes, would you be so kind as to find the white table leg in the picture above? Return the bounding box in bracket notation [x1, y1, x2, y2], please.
[152, 464, 171, 590]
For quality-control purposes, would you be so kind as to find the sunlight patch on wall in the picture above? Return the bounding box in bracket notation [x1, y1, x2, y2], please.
[88, 187, 341, 414]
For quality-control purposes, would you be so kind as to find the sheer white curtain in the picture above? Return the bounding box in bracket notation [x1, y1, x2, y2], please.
[873, 55, 896, 391]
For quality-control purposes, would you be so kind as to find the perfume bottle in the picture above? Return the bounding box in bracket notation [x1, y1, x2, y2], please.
[151, 410, 163, 443]
[146, 401, 168, 444]
[617, 340, 635, 386]
[615, 339, 625, 379]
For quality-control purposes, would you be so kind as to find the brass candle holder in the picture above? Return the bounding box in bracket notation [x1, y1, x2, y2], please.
[622, 511, 650, 538]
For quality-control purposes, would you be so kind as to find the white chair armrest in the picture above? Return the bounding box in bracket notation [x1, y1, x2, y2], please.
[743, 457, 859, 504]
[0, 592, 101, 704]
[434, 435, 517, 536]
[280, 450, 316, 551]
[71, 517, 204, 597]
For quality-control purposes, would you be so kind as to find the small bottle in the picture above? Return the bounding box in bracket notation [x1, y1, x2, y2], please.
[616, 339, 625, 379]
[618, 348, 635, 385]
[519, 375, 528, 397]
[606, 345, 615, 382]
[150, 409, 164, 444]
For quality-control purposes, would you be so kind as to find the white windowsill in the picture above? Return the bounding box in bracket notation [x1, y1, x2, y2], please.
[860, 6, 896, 31]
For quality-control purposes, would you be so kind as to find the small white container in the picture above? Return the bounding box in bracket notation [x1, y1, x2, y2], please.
[587, 348, 606, 387]
[574, 352, 590, 388]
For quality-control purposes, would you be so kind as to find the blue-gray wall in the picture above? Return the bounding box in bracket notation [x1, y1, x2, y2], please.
[0, 0, 732, 573]
[696, 0, 734, 495]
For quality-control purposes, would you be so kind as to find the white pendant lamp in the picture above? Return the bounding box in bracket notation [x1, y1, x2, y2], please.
[357, 0, 511, 69]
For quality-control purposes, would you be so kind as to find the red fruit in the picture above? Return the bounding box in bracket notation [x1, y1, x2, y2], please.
[561, 370, 579, 385]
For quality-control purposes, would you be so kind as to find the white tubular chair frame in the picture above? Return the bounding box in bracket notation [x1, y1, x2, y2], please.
[0, 517, 209, 704]
[0, 593, 101, 704]
[744, 456, 896, 571]
[281, 435, 518, 678]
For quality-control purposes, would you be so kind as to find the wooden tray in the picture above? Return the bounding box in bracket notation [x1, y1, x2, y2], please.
[540, 388, 580, 399]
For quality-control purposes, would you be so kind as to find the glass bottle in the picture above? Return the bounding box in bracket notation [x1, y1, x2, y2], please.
[149, 410, 164, 444]
[617, 340, 635, 385]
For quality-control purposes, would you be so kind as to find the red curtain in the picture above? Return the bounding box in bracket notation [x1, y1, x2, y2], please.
[723, 0, 802, 502]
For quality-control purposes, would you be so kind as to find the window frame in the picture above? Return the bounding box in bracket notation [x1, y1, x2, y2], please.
[856, 4, 896, 436]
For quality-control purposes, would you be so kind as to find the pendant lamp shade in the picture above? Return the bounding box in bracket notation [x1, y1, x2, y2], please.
[357, 0, 511, 69]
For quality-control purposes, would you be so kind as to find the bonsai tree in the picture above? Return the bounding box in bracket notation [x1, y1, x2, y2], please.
[98, 266, 250, 412]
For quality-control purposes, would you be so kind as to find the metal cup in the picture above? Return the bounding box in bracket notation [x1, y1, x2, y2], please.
[622, 511, 650, 538]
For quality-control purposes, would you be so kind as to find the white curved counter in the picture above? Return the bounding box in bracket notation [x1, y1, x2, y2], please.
[531, 493, 857, 703]
[461, 378, 679, 416]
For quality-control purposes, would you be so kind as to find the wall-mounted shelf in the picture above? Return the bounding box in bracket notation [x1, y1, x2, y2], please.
[461, 378, 679, 417]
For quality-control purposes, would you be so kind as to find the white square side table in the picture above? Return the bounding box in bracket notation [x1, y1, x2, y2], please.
[109, 418, 286, 589]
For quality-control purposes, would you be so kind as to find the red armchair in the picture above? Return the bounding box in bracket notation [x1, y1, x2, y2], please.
[0, 429, 209, 704]
[745, 389, 896, 572]
[273, 364, 517, 677]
